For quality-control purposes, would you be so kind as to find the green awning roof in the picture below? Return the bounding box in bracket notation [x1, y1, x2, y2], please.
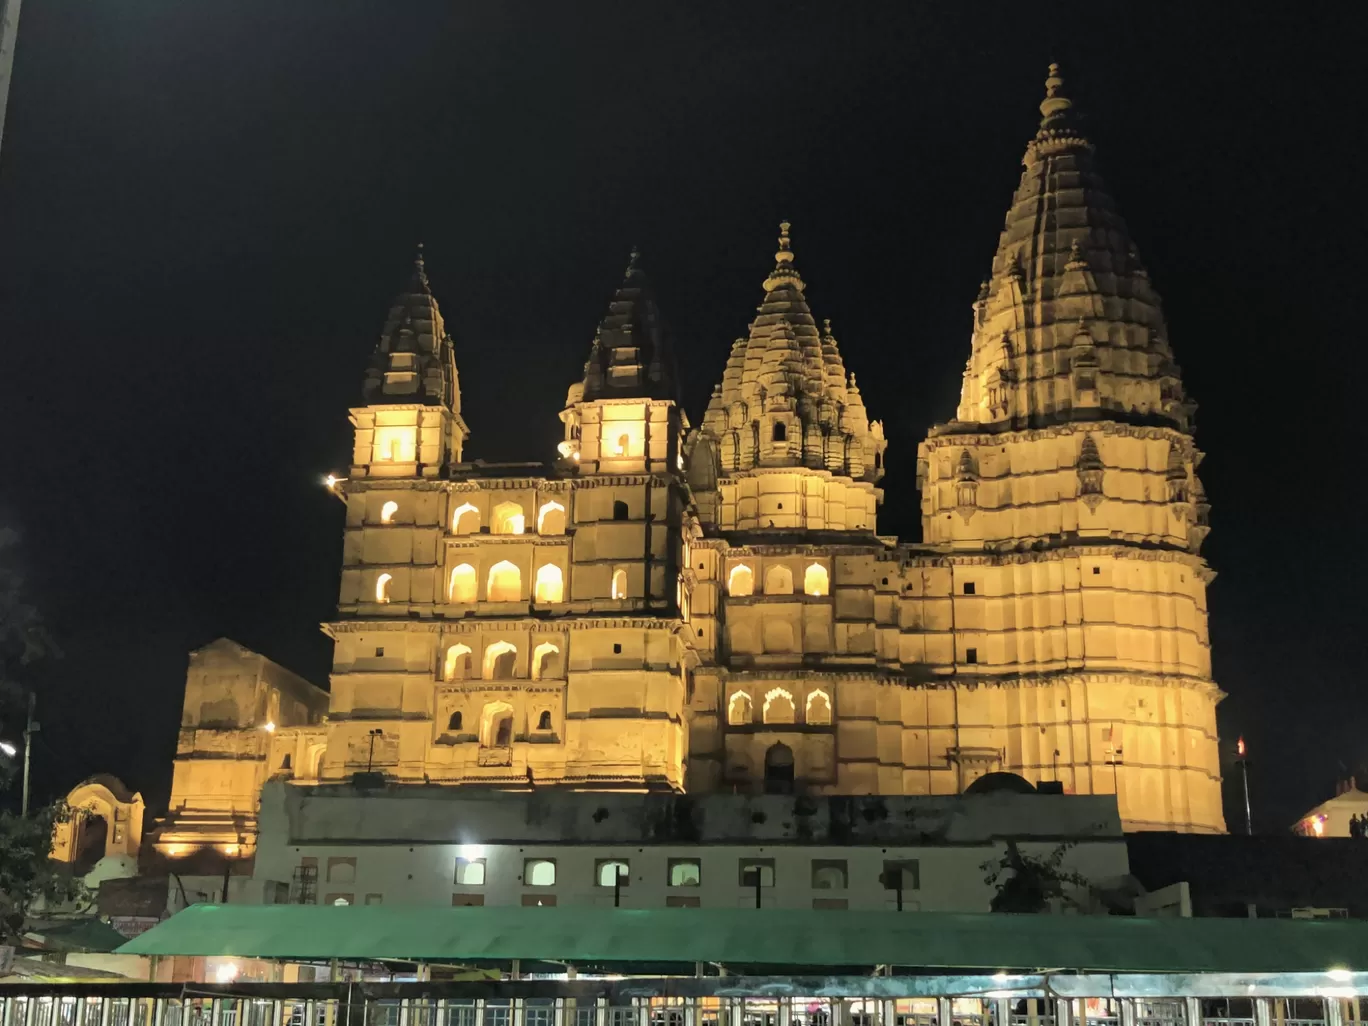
[117, 904, 1368, 974]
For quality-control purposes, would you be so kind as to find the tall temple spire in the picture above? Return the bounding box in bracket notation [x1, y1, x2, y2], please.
[566, 248, 676, 406]
[362, 244, 462, 416]
[941, 64, 1193, 435]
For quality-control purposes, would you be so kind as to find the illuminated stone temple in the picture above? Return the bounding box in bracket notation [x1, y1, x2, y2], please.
[157, 65, 1224, 855]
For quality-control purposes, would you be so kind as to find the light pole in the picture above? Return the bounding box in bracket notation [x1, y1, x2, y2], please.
[1236, 737, 1252, 835]
[1, 693, 37, 815]
[365, 728, 384, 774]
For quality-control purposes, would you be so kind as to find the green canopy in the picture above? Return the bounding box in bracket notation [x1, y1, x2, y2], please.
[118, 904, 1368, 974]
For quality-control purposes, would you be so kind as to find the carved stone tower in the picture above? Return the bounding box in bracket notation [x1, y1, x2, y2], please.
[916, 66, 1224, 831]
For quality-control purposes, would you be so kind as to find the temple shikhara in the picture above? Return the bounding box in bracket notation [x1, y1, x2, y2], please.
[144, 63, 1224, 868]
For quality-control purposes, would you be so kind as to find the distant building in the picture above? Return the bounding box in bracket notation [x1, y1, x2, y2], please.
[1293, 783, 1368, 838]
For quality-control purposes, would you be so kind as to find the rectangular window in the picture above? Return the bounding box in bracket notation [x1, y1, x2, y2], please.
[484, 1004, 511, 1026]
[812, 897, 848, 910]
[454, 858, 486, 885]
[595, 859, 630, 887]
[668, 858, 702, 887]
[965, 647, 978, 664]
[325, 857, 356, 884]
[882, 860, 921, 891]
[574, 1009, 597, 1026]
[609, 1010, 638, 1026]
[524, 858, 556, 886]
[738, 858, 775, 888]
[963, 582, 976, 595]
[451, 893, 485, 907]
[364, 893, 382, 905]
[448, 1005, 477, 1026]
[811, 859, 847, 890]
[666, 894, 701, 908]
[525, 1004, 554, 1026]
[521, 893, 557, 906]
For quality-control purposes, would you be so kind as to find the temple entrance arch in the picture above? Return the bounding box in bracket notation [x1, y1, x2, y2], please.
[50, 776, 145, 882]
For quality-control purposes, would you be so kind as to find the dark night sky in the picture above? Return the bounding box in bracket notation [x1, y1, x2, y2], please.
[0, 3, 1362, 830]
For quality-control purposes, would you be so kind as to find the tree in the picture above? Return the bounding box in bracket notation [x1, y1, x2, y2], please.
[981, 840, 1093, 913]
[0, 801, 84, 941]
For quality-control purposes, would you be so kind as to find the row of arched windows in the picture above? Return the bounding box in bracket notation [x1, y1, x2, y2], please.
[728, 563, 829, 597]
[374, 562, 627, 604]
[727, 688, 832, 726]
[444, 704, 555, 743]
[441, 640, 563, 681]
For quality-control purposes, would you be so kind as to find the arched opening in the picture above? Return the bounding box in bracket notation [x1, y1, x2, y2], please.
[443, 643, 472, 682]
[491, 501, 526, 535]
[806, 689, 832, 726]
[525, 859, 556, 886]
[728, 564, 754, 596]
[614, 433, 630, 456]
[763, 687, 796, 725]
[380, 500, 399, 524]
[388, 439, 401, 462]
[487, 560, 521, 602]
[483, 640, 518, 679]
[534, 564, 564, 603]
[375, 573, 393, 603]
[772, 422, 787, 442]
[536, 710, 552, 731]
[611, 567, 628, 600]
[764, 565, 794, 595]
[804, 563, 829, 596]
[280, 753, 292, 772]
[764, 743, 795, 795]
[612, 500, 629, 521]
[727, 691, 752, 726]
[597, 860, 629, 887]
[452, 502, 480, 534]
[71, 809, 110, 876]
[448, 564, 477, 604]
[532, 642, 562, 680]
[447, 710, 463, 732]
[480, 702, 515, 748]
[537, 501, 566, 535]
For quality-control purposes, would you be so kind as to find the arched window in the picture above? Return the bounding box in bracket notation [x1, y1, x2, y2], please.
[380, 500, 399, 524]
[534, 564, 564, 603]
[765, 565, 794, 595]
[764, 743, 795, 795]
[480, 702, 515, 748]
[483, 641, 518, 680]
[443, 643, 472, 682]
[611, 568, 628, 600]
[487, 560, 521, 602]
[806, 689, 832, 726]
[812, 863, 846, 890]
[532, 642, 562, 681]
[537, 501, 566, 535]
[763, 687, 796, 725]
[614, 433, 630, 456]
[280, 754, 292, 772]
[524, 859, 556, 886]
[451, 502, 480, 534]
[447, 710, 463, 731]
[536, 710, 552, 731]
[491, 501, 526, 535]
[597, 860, 629, 887]
[727, 691, 752, 726]
[448, 564, 477, 604]
[728, 564, 754, 596]
[388, 439, 401, 462]
[804, 563, 829, 597]
[773, 422, 787, 442]
[612, 500, 629, 521]
[375, 573, 393, 603]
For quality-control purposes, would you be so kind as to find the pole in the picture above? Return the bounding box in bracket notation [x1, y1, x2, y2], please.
[1241, 759, 1252, 836]
[366, 729, 380, 774]
[1052, 749, 1060, 782]
[21, 691, 35, 817]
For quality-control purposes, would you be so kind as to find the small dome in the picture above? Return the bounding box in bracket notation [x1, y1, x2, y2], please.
[964, 771, 1037, 795]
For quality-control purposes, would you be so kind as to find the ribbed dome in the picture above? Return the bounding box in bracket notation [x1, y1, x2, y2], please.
[566, 249, 676, 407]
[693, 223, 885, 482]
[362, 245, 461, 414]
[944, 65, 1194, 435]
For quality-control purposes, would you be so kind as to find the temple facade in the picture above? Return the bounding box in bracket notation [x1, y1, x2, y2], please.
[158, 65, 1224, 853]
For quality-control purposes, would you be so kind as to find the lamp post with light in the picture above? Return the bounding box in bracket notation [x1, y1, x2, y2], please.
[1, 692, 37, 816]
[1236, 736, 1253, 835]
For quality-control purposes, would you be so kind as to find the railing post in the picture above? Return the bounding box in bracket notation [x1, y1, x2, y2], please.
[1184, 999, 1202, 1026]
[1328, 1000, 1345, 1026]
[1254, 1000, 1272, 1026]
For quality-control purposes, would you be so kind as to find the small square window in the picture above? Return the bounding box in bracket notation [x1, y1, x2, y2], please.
[963, 582, 975, 595]
[668, 858, 702, 887]
[375, 647, 385, 657]
[523, 858, 556, 886]
[613, 643, 622, 654]
[966, 647, 978, 664]
[776, 502, 783, 510]
[454, 858, 486, 886]
[521, 893, 557, 906]
[595, 859, 630, 887]
[451, 893, 485, 907]
[1092, 566, 1101, 575]
[811, 859, 847, 890]
[697, 628, 704, 637]
[326, 857, 356, 883]
[738, 858, 775, 888]
[666, 894, 701, 908]
[882, 859, 921, 891]
[364, 893, 383, 905]
[325, 893, 354, 906]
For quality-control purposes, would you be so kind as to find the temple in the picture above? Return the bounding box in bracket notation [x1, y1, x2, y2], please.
[152, 65, 1224, 864]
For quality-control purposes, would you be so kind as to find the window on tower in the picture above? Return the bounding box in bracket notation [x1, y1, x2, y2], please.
[380, 501, 399, 524]
[375, 573, 393, 603]
[491, 501, 526, 535]
[611, 567, 628, 600]
[534, 564, 564, 603]
[487, 561, 522, 602]
[773, 422, 787, 442]
[448, 564, 477, 604]
[728, 564, 754, 596]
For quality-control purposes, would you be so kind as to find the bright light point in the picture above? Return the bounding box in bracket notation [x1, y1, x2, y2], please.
[214, 962, 239, 983]
[0, 741, 15, 757]
[324, 475, 337, 488]
[1328, 969, 1353, 982]
[557, 441, 573, 458]
[457, 844, 487, 861]
[992, 973, 1010, 982]
[262, 721, 276, 733]
[571, 452, 580, 461]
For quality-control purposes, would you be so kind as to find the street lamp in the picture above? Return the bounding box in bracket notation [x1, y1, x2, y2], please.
[0, 693, 37, 815]
[1236, 736, 1253, 835]
[0, 741, 14, 757]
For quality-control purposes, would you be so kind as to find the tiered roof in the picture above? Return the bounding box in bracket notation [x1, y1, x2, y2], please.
[362, 245, 462, 414]
[942, 64, 1194, 435]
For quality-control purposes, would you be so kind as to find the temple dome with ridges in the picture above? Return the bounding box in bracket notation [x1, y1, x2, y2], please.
[692, 223, 885, 483]
[939, 64, 1194, 436]
[362, 245, 461, 415]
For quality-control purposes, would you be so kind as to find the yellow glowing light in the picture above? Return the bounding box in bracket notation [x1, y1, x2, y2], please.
[376, 573, 393, 603]
[380, 500, 399, 524]
[572, 452, 580, 461]
[214, 962, 240, 983]
[1328, 968, 1353, 982]
[324, 475, 337, 489]
[457, 843, 487, 861]
[1311, 816, 1326, 837]
[262, 721, 276, 733]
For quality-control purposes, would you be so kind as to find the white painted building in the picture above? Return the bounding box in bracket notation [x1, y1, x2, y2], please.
[225, 783, 1130, 914]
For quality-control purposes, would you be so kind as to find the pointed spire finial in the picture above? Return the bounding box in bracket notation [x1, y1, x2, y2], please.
[764, 221, 805, 293]
[1040, 62, 1073, 120]
[411, 242, 430, 290]
[625, 246, 643, 280]
[776, 221, 793, 266]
